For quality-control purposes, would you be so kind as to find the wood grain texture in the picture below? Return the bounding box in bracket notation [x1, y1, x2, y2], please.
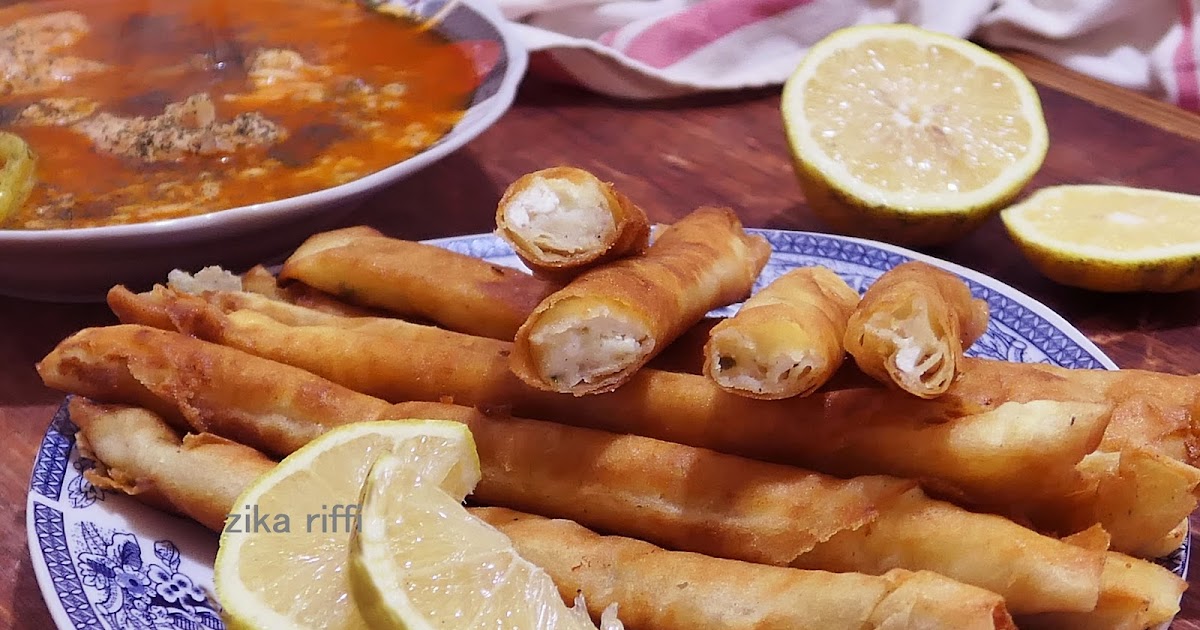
[3, 73, 1200, 628]
[1002, 50, 1200, 143]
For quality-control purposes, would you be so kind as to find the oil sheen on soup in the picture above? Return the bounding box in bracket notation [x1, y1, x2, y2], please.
[0, 0, 479, 229]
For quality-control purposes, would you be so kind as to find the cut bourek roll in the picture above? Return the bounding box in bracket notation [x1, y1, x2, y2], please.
[704, 266, 860, 399]
[496, 166, 651, 279]
[510, 206, 771, 395]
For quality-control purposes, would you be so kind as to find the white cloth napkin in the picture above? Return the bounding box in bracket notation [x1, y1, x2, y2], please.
[493, 0, 1200, 109]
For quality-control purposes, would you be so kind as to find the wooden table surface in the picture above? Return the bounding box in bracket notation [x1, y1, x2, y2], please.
[3, 63, 1200, 627]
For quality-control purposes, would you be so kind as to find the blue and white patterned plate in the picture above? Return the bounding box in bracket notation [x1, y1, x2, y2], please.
[27, 229, 1189, 629]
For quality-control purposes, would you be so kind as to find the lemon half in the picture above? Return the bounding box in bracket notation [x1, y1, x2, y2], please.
[782, 25, 1049, 246]
[1002, 185, 1200, 292]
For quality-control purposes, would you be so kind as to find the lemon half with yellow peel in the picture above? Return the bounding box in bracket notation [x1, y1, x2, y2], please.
[214, 420, 481, 630]
[782, 25, 1049, 246]
[1001, 185, 1200, 292]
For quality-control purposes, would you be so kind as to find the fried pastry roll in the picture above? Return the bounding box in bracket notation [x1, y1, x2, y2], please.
[495, 167, 651, 278]
[956, 356, 1200, 465]
[1019, 448, 1200, 559]
[70, 398, 276, 532]
[110, 284, 411, 332]
[239, 264, 383, 317]
[844, 261, 990, 398]
[399, 402, 915, 571]
[475, 508, 1017, 630]
[393, 402, 1103, 616]
[511, 206, 771, 395]
[703, 267, 859, 399]
[73, 402, 1017, 630]
[279, 225, 561, 340]
[1018, 550, 1188, 630]
[36, 325, 394, 449]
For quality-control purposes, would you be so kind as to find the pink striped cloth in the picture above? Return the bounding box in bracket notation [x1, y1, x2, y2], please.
[495, 0, 1200, 110]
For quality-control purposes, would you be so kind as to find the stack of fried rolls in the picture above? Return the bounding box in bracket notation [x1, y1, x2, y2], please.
[42, 319, 1190, 628]
[105, 284, 1200, 556]
[39, 207, 1200, 630]
[71, 399, 1018, 630]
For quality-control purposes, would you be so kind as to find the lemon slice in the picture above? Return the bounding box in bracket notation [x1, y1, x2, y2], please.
[0, 132, 36, 221]
[1001, 185, 1200, 292]
[782, 24, 1049, 246]
[214, 420, 481, 630]
[348, 453, 605, 630]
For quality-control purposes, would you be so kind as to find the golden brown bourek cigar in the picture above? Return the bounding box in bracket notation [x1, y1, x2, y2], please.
[511, 206, 771, 395]
[495, 167, 651, 279]
[37, 325, 395, 449]
[475, 507, 1017, 630]
[1017, 550, 1189, 630]
[72, 400, 1018, 630]
[279, 225, 561, 340]
[239, 264, 385, 318]
[957, 356, 1200, 465]
[703, 267, 860, 399]
[109, 284, 399, 332]
[71, 398, 276, 532]
[844, 261, 990, 398]
[392, 402, 1102, 617]
[1021, 447, 1200, 559]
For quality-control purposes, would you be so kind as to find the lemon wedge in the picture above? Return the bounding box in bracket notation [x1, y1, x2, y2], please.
[347, 454, 607, 630]
[1001, 185, 1200, 292]
[214, 420, 481, 630]
[782, 24, 1049, 246]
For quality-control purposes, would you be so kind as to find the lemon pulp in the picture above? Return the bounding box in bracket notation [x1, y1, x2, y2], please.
[782, 24, 1048, 246]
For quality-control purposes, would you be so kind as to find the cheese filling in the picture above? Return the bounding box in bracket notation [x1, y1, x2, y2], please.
[867, 303, 947, 387]
[506, 177, 615, 259]
[710, 331, 815, 395]
[530, 308, 652, 389]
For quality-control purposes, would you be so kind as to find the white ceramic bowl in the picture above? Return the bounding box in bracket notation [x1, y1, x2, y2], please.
[0, 0, 528, 301]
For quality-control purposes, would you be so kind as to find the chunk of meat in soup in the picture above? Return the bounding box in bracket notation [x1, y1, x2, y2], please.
[1, 12, 108, 95]
[72, 93, 285, 162]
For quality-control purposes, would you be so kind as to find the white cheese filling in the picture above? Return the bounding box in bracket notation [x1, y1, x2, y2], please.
[530, 309, 651, 388]
[506, 178, 615, 257]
